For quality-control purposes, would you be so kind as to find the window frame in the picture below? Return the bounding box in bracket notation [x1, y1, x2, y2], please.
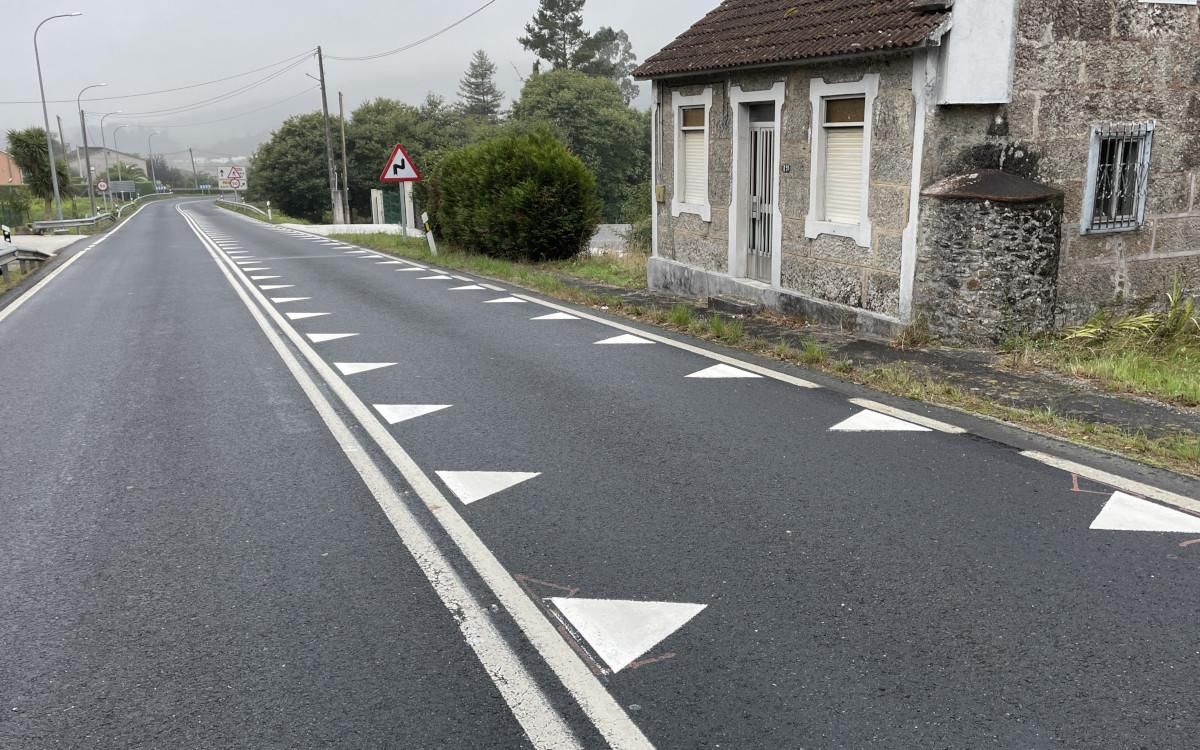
[805, 75, 879, 249]
[1080, 120, 1156, 235]
[671, 88, 713, 222]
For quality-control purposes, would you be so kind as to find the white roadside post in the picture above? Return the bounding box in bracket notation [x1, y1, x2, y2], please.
[422, 212, 438, 257]
[266, 200, 272, 222]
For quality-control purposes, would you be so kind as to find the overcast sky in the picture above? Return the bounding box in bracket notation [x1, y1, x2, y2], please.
[2, 1, 708, 165]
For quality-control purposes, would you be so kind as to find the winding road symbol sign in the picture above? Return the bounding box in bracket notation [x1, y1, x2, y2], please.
[379, 144, 421, 183]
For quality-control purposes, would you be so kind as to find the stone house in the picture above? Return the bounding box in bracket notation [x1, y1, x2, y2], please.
[633, 0, 1200, 342]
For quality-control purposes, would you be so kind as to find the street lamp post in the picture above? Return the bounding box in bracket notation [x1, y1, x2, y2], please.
[98, 111, 121, 212]
[34, 12, 82, 222]
[112, 125, 128, 183]
[147, 132, 158, 191]
[77, 82, 106, 217]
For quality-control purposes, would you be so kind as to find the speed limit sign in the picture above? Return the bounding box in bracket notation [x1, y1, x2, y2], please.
[96, 179, 109, 192]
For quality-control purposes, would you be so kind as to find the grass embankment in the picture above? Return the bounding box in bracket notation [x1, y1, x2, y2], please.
[336, 233, 1200, 476]
[0, 267, 26, 297]
[1003, 340, 1199, 407]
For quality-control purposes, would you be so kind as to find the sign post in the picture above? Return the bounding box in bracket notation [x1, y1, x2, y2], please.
[379, 144, 430, 253]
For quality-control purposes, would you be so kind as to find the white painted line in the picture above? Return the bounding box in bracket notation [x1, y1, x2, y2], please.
[377, 261, 405, 265]
[259, 285, 294, 290]
[0, 201, 154, 328]
[420, 275, 453, 280]
[375, 404, 453, 425]
[452, 275, 473, 282]
[549, 598, 706, 674]
[271, 297, 311, 304]
[830, 409, 932, 432]
[241, 268, 271, 272]
[484, 297, 526, 304]
[596, 334, 653, 345]
[686, 364, 761, 379]
[397, 268, 426, 273]
[251, 275, 281, 281]
[450, 285, 487, 291]
[1090, 491, 1200, 533]
[848, 398, 965, 434]
[510, 293, 822, 389]
[482, 284, 507, 292]
[334, 362, 396, 376]
[307, 333, 359, 344]
[435, 471, 541, 506]
[1020, 451, 1200, 515]
[532, 313, 580, 321]
[177, 209, 587, 750]
[285, 312, 330, 321]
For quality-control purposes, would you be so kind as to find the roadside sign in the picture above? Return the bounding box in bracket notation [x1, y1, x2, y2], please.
[96, 179, 109, 192]
[218, 165, 249, 191]
[379, 144, 421, 183]
[110, 180, 135, 195]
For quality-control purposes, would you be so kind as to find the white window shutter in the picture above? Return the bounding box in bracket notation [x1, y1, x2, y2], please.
[682, 131, 707, 205]
[824, 128, 864, 224]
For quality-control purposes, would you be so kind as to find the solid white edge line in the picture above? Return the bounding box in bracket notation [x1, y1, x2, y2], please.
[179, 205, 651, 750]
[0, 202, 154, 327]
[509, 293, 820, 390]
[1019, 451, 1200, 515]
[847, 398, 966, 435]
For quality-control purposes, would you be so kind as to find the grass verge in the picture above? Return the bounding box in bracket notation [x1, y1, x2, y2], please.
[338, 233, 1199, 477]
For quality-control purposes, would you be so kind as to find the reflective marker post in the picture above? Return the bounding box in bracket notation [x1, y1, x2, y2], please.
[422, 212, 438, 257]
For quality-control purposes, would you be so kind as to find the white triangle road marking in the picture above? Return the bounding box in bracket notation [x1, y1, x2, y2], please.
[307, 333, 359, 343]
[450, 285, 486, 291]
[259, 285, 294, 290]
[377, 261, 405, 265]
[335, 362, 396, 377]
[532, 312, 581, 321]
[241, 268, 270, 272]
[374, 404, 453, 425]
[271, 297, 311, 304]
[484, 297, 526, 304]
[1090, 491, 1200, 533]
[686, 364, 762, 379]
[829, 409, 932, 432]
[549, 598, 706, 674]
[420, 275, 453, 280]
[286, 312, 330, 320]
[452, 275, 473, 282]
[595, 334, 653, 345]
[482, 284, 506, 292]
[435, 471, 540, 505]
[397, 268, 426, 272]
[251, 275, 280, 281]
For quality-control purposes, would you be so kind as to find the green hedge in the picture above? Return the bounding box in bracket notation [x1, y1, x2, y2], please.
[431, 128, 601, 261]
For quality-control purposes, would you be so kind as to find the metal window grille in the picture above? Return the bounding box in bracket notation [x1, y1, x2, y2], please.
[1082, 121, 1154, 234]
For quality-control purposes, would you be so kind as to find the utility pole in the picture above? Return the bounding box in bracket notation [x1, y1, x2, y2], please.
[56, 115, 78, 218]
[79, 109, 97, 216]
[339, 91, 351, 222]
[189, 147, 199, 190]
[315, 47, 344, 224]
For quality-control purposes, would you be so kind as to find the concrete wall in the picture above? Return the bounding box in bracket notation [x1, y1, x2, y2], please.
[923, 0, 1200, 321]
[654, 55, 916, 321]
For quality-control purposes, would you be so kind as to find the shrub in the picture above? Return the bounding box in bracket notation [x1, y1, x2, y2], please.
[431, 127, 602, 261]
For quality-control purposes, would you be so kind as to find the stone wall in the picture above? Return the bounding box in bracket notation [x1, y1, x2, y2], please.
[913, 173, 1064, 344]
[923, 0, 1200, 323]
[654, 54, 915, 320]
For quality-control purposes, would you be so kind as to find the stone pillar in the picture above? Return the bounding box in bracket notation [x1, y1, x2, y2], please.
[914, 170, 1064, 344]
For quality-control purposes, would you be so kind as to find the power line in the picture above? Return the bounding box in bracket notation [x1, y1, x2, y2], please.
[135, 86, 320, 129]
[0, 48, 316, 106]
[326, 0, 498, 61]
[113, 58, 311, 118]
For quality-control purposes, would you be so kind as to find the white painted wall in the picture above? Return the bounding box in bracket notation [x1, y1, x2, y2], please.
[937, 0, 1019, 105]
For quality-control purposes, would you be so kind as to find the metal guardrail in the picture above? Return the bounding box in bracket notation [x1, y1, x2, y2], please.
[29, 213, 114, 234]
[0, 246, 52, 264]
[215, 199, 269, 218]
[115, 192, 176, 218]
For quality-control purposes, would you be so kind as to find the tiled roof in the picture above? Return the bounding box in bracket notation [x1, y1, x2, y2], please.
[633, 0, 950, 79]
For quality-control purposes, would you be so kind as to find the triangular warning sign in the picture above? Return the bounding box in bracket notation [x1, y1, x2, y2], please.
[549, 598, 706, 673]
[1090, 492, 1200, 533]
[379, 144, 421, 183]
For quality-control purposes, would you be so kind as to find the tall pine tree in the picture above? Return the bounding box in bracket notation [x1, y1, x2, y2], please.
[518, 0, 589, 70]
[457, 50, 504, 120]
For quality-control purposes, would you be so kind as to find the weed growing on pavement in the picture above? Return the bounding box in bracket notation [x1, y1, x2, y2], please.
[668, 304, 693, 327]
[892, 314, 933, 350]
[799, 338, 827, 365]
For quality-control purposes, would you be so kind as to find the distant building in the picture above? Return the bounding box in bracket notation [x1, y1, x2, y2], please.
[0, 150, 24, 186]
[66, 147, 148, 179]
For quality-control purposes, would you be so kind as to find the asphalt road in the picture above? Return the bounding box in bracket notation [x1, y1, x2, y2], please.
[1, 198, 1197, 749]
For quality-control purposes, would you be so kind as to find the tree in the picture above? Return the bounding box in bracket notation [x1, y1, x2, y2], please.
[512, 69, 646, 221]
[5, 127, 71, 218]
[519, 0, 589, 70]
[575, 28, 639, 104]
[458, 50, 504, 120]
[247, 112, 331, 221]
[109, 162, 146, 182]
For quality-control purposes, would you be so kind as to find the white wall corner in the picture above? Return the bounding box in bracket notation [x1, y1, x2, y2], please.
[900, 51, 934, 322]
[937, 0, 1019, 105]
[651, 80, 660, 258]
